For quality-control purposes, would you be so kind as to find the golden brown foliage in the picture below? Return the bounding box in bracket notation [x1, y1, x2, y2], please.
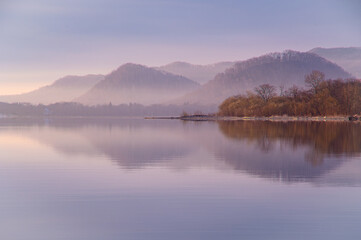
[219, 76, 361, 117]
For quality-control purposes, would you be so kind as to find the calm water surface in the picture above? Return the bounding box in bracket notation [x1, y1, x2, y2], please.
[0, 118, 360, 240]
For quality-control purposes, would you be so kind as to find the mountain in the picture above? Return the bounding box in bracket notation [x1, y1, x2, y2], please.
[174, 50, 352, 106]
[75, 63, 200, 106]
[309, 47, 361, 78]
[157, 61, 235, 84]
[0, 75, 104, 105]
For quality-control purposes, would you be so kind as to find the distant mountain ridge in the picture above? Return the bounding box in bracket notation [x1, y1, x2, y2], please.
[174, 50, 352, 106]
[157, 61, 235, 84]
[309, 47, 361, 78]
[0, 49, 357, 109]
[0, 75, 103, 105]
[75, 63, 200, 106]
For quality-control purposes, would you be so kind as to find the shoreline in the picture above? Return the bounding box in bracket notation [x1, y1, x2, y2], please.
[0, 115, 358, 122]
[145, 115, 359, 122]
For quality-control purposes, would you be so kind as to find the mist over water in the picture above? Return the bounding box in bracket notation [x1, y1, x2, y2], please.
[0, 119, 361, 240]
[2, 1, 361, 238]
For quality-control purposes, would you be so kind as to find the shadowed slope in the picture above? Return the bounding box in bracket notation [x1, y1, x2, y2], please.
[175, 51, 352, 106]
[75, 63, 200, 106]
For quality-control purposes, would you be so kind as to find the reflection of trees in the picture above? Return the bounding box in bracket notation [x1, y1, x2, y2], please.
[219, 121, 361, 164]
[4, 117, 360, 183]
[215, 121, 361, 182]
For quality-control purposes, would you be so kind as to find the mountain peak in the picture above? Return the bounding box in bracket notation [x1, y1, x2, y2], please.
[175, 50, 352, 106]
[112, 63, 148, 73]
[75, 64, 200, 106]
[266, 50, 303, 60]
[309, 47, 361, 78]
[157, 61, 235, 84]
[165, 61, 194, 67]
[226, 50, 339, 75]
[52, 74, 104, 88]
[0, 74, 104, 105]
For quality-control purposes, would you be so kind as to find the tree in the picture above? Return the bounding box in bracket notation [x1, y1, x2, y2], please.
[305, 70, 325, 93]
[285, 85, 302, 99]
[219, 78, 361, 117]
[279, 85, 285, 96]
[254, 84, 276, 102]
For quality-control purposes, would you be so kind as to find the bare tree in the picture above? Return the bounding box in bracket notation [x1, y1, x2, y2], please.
[254, 84, 276, 102]
[279, 85, 285, 96]
[305, 70, 325, 93]
[285, 85, 302, 98]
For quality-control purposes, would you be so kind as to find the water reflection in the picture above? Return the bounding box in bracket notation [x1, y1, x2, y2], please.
[219, 121, 361, 162]
[216, 121, 361, 182]
[1, 118, 361, 240]
[1, 118, 360, 183]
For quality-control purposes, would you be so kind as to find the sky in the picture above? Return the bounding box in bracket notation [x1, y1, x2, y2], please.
[1, 0, 361, 94]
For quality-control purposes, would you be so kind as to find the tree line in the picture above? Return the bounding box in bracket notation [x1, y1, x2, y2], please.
[0, 102, 215, 117]
[219, 71, 361, 117]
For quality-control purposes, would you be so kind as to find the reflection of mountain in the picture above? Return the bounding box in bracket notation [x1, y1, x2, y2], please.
[3, 118, 360, 184]
[8, 118, 198, 168]
[84, 126, 197, 168]
[216, 121, 361, 181]
[313, 160, 361, 187]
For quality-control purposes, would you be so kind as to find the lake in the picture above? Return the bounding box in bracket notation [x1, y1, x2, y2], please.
[0, 118, 360, 240]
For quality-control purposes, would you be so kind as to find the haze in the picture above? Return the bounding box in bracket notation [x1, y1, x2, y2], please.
[1, 0, 361, 94]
